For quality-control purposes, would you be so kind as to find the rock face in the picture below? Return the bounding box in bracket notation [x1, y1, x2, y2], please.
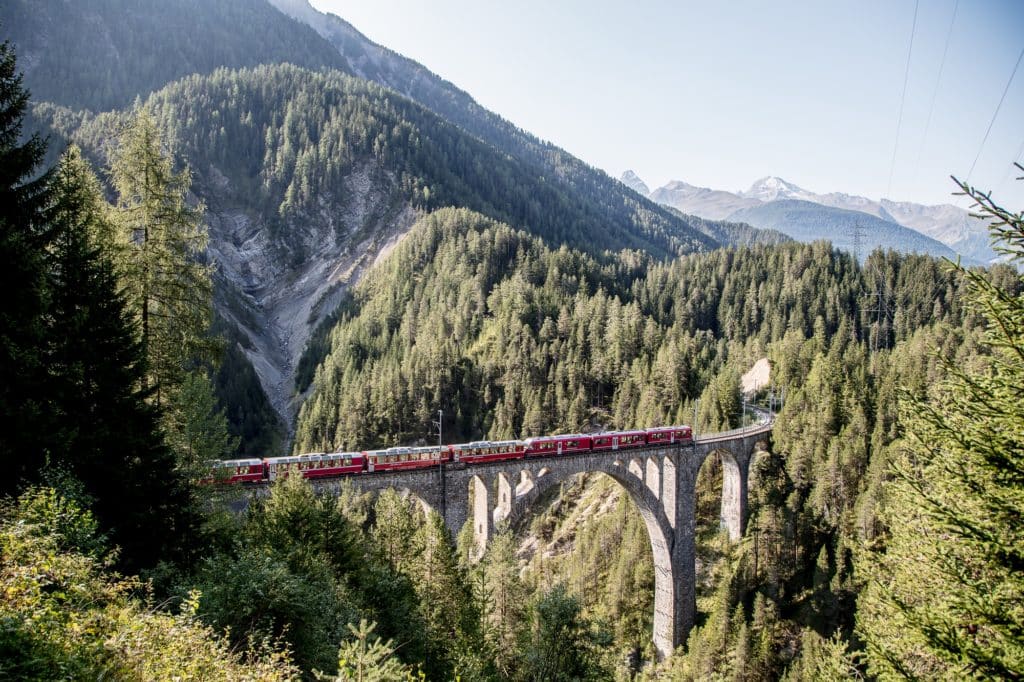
[205, 161, 416, 431]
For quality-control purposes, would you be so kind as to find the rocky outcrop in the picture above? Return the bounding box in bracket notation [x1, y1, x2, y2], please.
[205, 161, 417, 431]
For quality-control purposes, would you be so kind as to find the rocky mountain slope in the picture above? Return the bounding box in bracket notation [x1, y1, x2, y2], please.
[10, 0, 733, 447]
[31, 60, 717, 439]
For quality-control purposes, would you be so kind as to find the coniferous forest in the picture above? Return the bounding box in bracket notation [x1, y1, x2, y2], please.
[2, 2, 1024, 679]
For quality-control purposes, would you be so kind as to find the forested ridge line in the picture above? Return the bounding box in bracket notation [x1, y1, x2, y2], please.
[293, 204, 987, 453]
[35, 63, 715, 262]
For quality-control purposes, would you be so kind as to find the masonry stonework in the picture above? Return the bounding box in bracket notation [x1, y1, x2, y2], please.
[295, 427, 771, 660]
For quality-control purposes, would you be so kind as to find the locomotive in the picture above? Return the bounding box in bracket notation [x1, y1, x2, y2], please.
[213, 425, 693, 484]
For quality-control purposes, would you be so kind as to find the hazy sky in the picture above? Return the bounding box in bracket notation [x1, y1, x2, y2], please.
[310, 0, 1024, 208]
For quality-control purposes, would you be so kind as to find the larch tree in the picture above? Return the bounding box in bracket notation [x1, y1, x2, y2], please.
[46, 145, 196, 573]
[109, 108, 215, 408]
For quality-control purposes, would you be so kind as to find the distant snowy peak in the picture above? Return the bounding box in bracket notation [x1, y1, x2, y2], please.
[650, 180, 761, 221]
[646, 174, 998, 264]
[620, 170, 650, 196]
[742, 176, 813, 202]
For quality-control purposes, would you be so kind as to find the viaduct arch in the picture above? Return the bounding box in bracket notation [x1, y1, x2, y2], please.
[307, 426, 771, 660]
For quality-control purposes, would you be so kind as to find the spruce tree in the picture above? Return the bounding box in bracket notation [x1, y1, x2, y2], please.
[46, 146, 196, 572]
[0, 39, 53, 493]
[858, 176, 1024, 679]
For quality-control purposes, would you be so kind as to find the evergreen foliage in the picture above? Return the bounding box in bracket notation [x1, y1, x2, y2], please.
[1, 0, 349, 113]
[109, 108, 216, 407]
[315, 619, 415, 682]
[857, 178, 1024, 679]
[39, 64, 714, 264]
[294, 207, 965, 453]
[0, 39, 53, 493]
[44, 146, 198, 572]
[517, 584, 611, 681]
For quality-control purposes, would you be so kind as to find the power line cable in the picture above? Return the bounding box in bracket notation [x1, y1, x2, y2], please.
[887, 0, 920, 200]
[915, 0, 959, 172]
[965, 44, 1024, 185]
[995, 136, 1024, 195]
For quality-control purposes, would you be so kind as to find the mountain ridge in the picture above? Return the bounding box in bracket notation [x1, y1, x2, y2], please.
[628, 171, 995, 263]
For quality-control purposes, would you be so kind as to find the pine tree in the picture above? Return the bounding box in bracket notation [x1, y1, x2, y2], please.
[858, 177, 1024, 679]
[0, 39, 54, 493]
[410, 512, 484, 679]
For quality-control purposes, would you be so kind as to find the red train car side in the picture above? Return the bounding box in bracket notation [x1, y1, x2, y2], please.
[645, 426, 693, 446]
[591, 430, 647, 451]
[302, 452, 365, 479]
[212, 458, 265, 483]
[365, 445, 451, 472]
[451, 440, 525, 464]
[523, 434, 592, 457]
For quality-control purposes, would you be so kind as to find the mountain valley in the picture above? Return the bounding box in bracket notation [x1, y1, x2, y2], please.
[2, 1, 1022, 679]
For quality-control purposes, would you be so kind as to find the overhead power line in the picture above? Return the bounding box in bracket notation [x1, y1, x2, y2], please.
[915, 0, 959, 173]
[887, 0, 920, 200]
[965, 44, 1024, 185]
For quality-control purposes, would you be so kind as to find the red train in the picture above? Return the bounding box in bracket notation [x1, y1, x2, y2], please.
[212, 425, 693, 484]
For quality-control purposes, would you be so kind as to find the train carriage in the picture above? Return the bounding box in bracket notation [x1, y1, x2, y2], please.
[523, 434, 593, 457]
[591, 430, 647, 451]
[211, 458, 265, 483]
[365, 445, 450, 472]
[265, 455, 303, 481]
[451, 440, 525, 464]
[645, 425, 693, 446]
[212, 423, 697, 484]
[304, 451, 364, 478]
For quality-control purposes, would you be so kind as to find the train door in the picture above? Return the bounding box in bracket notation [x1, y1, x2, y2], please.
[557, 440, 563, 455]
[612, 435, 619, 450]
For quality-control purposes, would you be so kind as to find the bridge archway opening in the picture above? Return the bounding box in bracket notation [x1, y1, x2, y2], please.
[500, 467, 675, 663]
[694, 447, 746, 600]
[398, 488, 437, 519]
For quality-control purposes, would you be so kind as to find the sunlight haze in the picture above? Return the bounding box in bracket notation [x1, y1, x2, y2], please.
[312, 0, 1024, 208]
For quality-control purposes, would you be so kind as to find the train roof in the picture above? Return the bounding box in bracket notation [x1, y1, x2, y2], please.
[456, 440, 521, 448]
[214, 458, 262, 467]
[523, 433, 590, 442]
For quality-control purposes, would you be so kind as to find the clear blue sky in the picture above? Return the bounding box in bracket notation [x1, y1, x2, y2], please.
[311, 0, 1024, 208]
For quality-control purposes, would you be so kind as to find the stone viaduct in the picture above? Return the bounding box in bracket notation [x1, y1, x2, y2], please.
[306, 422, 773, 660]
